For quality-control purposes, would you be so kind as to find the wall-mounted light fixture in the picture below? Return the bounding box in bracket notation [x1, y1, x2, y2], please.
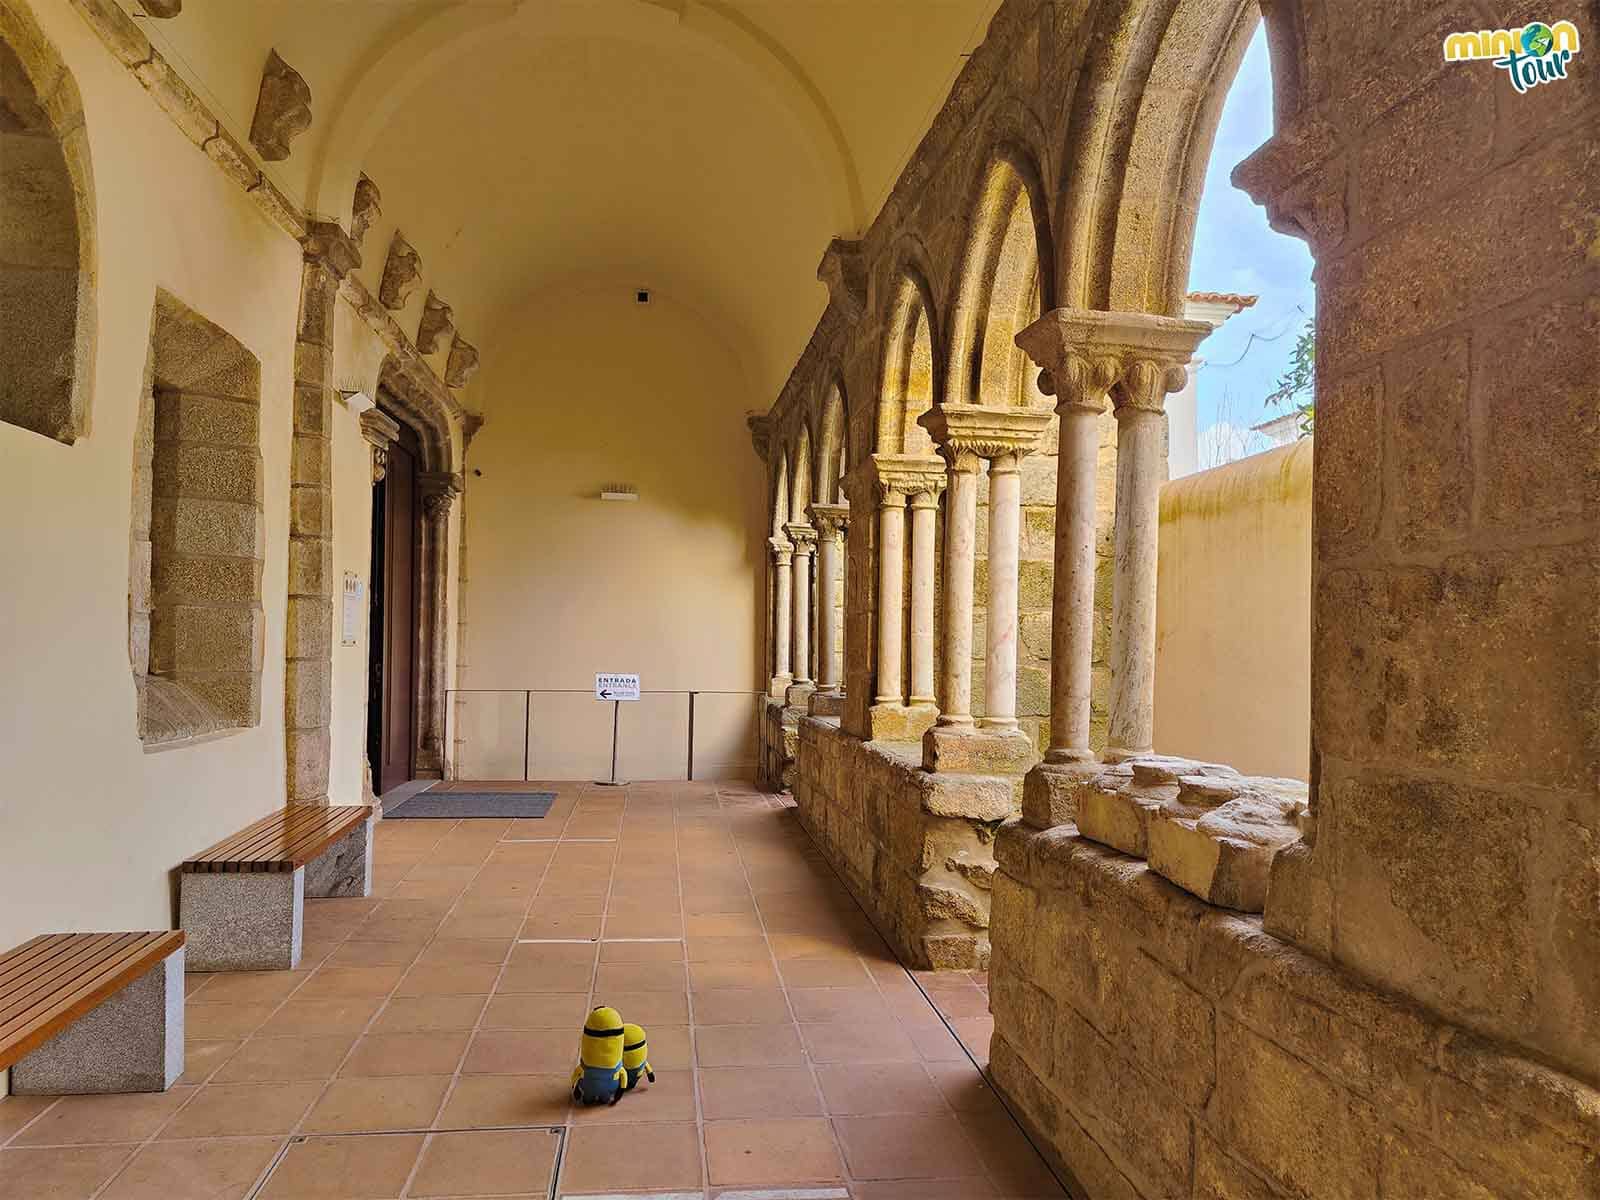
[600, 483, 638, 502]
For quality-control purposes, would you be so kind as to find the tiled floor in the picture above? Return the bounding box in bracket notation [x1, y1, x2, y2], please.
[0, 781, 1066, 1199]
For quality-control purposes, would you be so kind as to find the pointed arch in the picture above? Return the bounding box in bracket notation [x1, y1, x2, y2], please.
[790, 423, 813, 522]
[772, 447, 790, 535]
[878, 260, 941, 455]
[815, 378, 847, 505]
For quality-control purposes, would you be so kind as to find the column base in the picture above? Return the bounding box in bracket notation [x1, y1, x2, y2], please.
[768, 674, 794, 701]
[807, 688, 844, 717]
[869, 702, 939, 742]
[785, 681, 817, 708]
[1021, 758, 1108, 829]
[1101, 743, 1154, 764]
[922, 724, 1038, 774]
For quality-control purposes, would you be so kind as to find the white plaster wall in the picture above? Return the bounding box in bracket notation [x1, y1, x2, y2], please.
[0, 0, 312, 951]
[1153, 439, 1312, 780]
[327, 395, 374, 805]
[462, 285, 764, 781]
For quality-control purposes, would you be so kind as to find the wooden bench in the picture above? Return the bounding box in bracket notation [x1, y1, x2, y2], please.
[1, 932, 185, 1094]
[180, 804, 374, 971]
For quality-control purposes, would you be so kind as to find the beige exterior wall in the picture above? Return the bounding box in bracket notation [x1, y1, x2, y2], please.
[460, 286, 765, 781]
[0, 0, 308, 950]
[327, 395, 375, 806]
[1153, 438, 1312, 781]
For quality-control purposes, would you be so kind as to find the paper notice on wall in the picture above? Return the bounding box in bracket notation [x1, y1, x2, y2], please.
[341, 572, 363, 646]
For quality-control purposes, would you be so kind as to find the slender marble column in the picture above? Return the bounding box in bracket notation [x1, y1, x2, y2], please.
[981, 452, 1023, 731]
[935, 453, 981, 727]
[1046, 360, 1115, 762]
[789, 526, 816, 688]
[907, 486, 942, 707]
[874, 490, 907, 705]
[769, 536, 793, 694]
[808, 504, 848, 693]
[1107, 389, 1166, 757]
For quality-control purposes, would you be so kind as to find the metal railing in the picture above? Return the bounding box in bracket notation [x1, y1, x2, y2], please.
[444, 688, 763, 783]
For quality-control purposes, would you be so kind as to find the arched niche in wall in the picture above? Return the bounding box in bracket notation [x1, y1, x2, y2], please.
[129, 290, 264, 747]
[0, 0, 96, 443]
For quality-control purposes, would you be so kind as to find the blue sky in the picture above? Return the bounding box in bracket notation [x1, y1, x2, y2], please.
[1186, 25, 1317, 465]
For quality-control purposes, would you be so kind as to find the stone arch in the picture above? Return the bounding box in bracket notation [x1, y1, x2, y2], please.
[771, 446, 790, 534]
[790, 422, 812, 521]
[878, 260, 942, 456]
[0, 0, 96, 444]
[129, 290, 264, 747]
[944, 146, 1055, 410]
[814, 379, 847, 506]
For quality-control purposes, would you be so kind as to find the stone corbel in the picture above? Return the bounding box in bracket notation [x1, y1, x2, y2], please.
[249, 50, 312, 162]
[136, 0, 181, 16]
[817, 238, 867, 320]
[351, 175, 382, 246]
[416, 292, 456, 355]
[919, 404, 1053, 464]
[445, 337, 480, 389]
[379, 233, 423, 311]
[359, 408, 400, 484]
[747, 412, 773, 463]
[1230, 109, 1347, 254]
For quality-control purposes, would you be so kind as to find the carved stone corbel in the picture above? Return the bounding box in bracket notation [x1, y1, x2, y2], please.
[417, 292, 456, 355]
[747, 412, 773, 463]
[359, 408, 400, 484]
[249, 50, 312, 162]
[136, 0, 182, 16]
[445, 337, 480, 389]
[351, 175, 382, 246]
[817, 238, 867, 320]
[379, 233, 423, 311]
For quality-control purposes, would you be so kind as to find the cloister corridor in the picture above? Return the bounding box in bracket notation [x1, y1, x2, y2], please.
[1, 784, 1062, 1200]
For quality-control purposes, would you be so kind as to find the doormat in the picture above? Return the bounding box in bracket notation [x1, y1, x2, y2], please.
[385, 791, 556, 819]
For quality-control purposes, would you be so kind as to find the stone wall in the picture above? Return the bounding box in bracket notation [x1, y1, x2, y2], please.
[795, 716, 1020, 968]
[990, 821, 1600, 1200]
[758, 697, 799, 792]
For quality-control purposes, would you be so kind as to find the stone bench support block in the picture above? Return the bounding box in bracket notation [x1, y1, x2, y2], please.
[11, 948, 185, 1094]
[181, 867, 304, 971]
[304, 814, 374, 898]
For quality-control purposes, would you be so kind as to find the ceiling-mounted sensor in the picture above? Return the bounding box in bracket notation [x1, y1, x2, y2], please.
[635, 289, 651, 304]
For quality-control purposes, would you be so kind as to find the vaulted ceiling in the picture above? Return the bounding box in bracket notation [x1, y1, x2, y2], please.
[132, 0, 1003, 397]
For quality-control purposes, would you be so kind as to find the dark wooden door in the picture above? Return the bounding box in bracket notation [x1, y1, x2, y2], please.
[369, 421, 421, 795]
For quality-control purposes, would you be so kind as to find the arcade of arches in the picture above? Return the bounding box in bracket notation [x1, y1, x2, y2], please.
[1, 0, 1595, 1197]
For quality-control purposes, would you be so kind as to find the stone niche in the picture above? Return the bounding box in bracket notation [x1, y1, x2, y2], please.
[128, 292, 264, 746]
[795, 715, 1018, 968]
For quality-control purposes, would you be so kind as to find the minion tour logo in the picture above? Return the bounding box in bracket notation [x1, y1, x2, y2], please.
[1444, 20, 1581, 92]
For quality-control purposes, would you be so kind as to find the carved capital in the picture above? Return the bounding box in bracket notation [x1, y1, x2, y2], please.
[747, 412, 773, 462]
[301, 220, 361, 281]
[1016, 308, 1211, 417]
[807, 501, 850, 537]
[919, 403, 1052, 462]
[379, 232, 423, 311]
[417, 291, 456, 355]
[817, 238, 866, 319]
[418, 472, 462, 523]
[351, 174, 382, 246]
[784, 522, 818, 553]
[870, 452, 948, 501]
[359, 407, 400, 453]
[768, 535, 794, 564]
[249, 49, 312, 162]
[445, 337, 480, 389]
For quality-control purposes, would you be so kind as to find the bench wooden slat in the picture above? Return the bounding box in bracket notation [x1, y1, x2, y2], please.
[182, 804, 371, 873]
[0, 932, 185, 1070]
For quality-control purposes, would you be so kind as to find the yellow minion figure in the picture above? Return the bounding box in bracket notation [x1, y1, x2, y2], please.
[570, 1005, 626, 1106]
[621, 1022, 655, 1091]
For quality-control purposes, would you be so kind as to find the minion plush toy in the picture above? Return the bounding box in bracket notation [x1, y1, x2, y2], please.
[621, 1022, 655, 1092]
[570, 1005, 626, 1105]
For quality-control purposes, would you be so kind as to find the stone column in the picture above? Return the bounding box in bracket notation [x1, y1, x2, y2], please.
[415, 476, 459, 777]
[919, 405, 1051, 772]
[286, 221, 361, 804]
[807, 502, 849, 717]
[768, 536, 794, 698]
[786, 523, 817, 705]
[873, 488, 906, 709]
[907, 482, 944, 710]
[1013, 309, 1209, 825]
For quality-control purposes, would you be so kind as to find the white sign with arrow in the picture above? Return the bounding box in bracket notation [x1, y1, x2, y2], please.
[595, 673, 641, 702]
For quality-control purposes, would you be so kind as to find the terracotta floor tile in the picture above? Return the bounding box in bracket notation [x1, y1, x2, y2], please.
[257, 996, 385, 1037]
[328, 940, 424, 968]
[211, 1034, 355, 1082]
[416, 938, 514, 967]
[901, 1018, 971, 1062]
[852, 1179, 1002, 1198]
[435, 913, 526, 939]
[595, 960, 687, 992]
[257, 1132, 423, 1199]
[568, 1068, 697, 1123]
[187, 971, 309, 1005]
[302, 1075, 451, 1133]
[396, 963, 503, 996]
[925, 1061, 1008, 1114]
[833, 1113, 988, 1179]
[480, 991, 588, 1030]
[689, 959, 780, 990]
[369, 994, 487, 1033]
[0, 1145, 135, 1200]
[597, 938, 685, 963]
[691, 987, 793, 1024]
[602, 914, 686, 939]
[924, 984, 992, 1019]
[158, 1082, 321, 1139]
[801, 1019, 921, 1064]
[520, 912, 602, 939]
[436, 1074, 571, 1128]
[12, 1088, 192, 1146]
[410, 1128, 560, 1197]
[788, 986, 893, 1023]
[344, 1031, 470, 1076]
[778, 957, 872, 989]
[504, 941, 598, 973]
[642, 1024, 692, 1069]
[704, 1117, 845, 1186]
[815, 1061, 949, 1115]
[97, 1137, 282, 1200]
[769, 931, 872, 960]
[184, 1003, 275, 1040]
[958, 1108, 1070, 1196]
[698, 1066, 823, 1119]
[357, 917, 444, 944]
[596, 988, 690, 1026]
[695, 1022, 803, 1067]
[559, 1122, 702, 1191]
[462, 1028, 572, 1074]
[177, 1040, 239, 1085]
[685, 913, 764, 936]
[297, 964, 409, 998]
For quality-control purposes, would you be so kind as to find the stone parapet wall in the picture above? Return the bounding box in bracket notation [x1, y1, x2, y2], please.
[989, 821, 1600, 1200]
[758, 698, 799, 792]
[794, 717, 1022, 968]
